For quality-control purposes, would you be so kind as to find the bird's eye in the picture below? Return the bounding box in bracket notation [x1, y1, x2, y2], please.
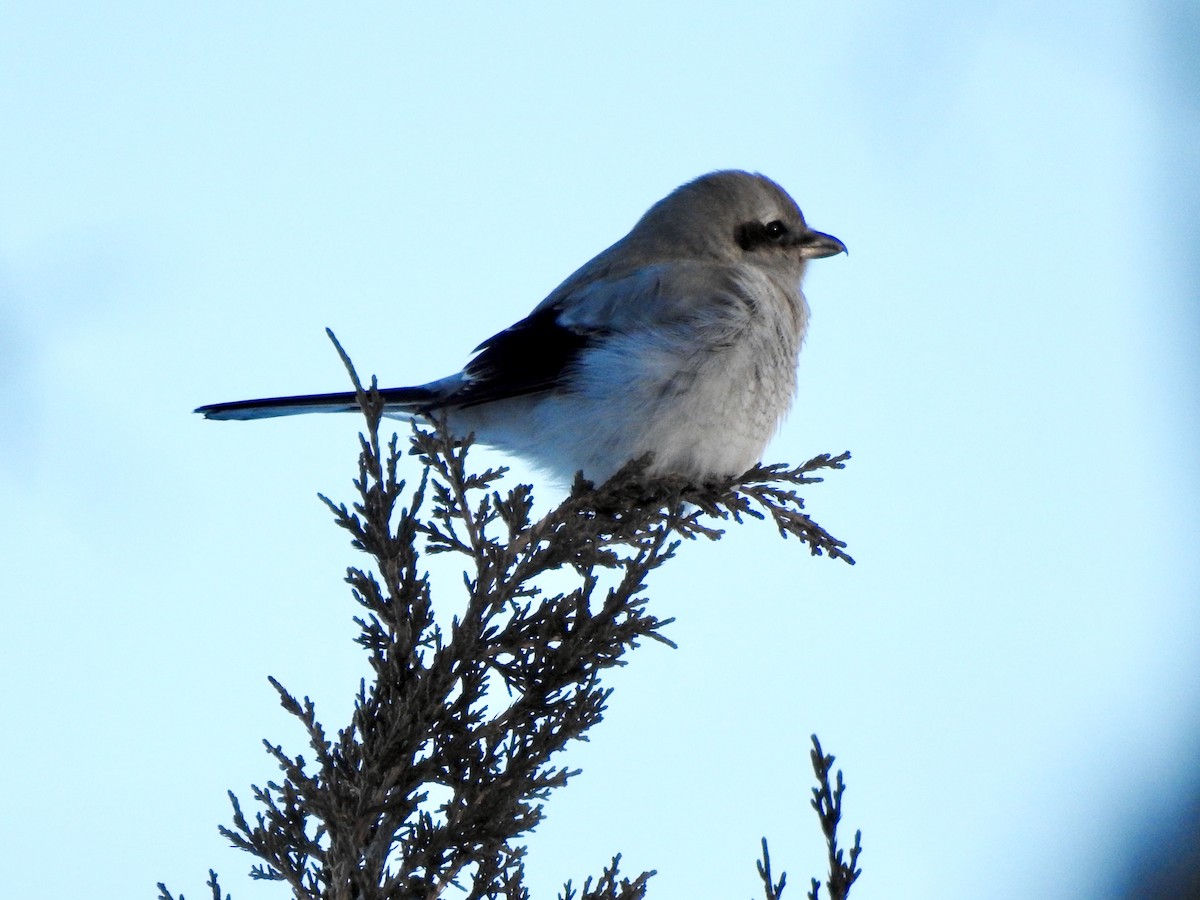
[734, 219, 789, 251]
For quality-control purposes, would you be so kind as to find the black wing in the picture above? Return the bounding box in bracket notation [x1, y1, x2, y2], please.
[450, 304, 597, 408]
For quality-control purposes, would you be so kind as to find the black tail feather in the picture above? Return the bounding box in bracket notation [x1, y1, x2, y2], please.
[196, 386, 436, 421]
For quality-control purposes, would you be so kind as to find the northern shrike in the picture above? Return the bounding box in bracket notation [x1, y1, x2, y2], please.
[197, 171, 845, 484]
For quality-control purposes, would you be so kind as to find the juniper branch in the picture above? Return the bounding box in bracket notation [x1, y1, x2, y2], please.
[164, 333, 856, 899]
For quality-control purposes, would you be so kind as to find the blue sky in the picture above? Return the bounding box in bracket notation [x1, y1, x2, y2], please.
[1, 3, 1196, 898]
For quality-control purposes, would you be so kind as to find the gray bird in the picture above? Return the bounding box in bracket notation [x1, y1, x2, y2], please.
[196, 171, 845, 484]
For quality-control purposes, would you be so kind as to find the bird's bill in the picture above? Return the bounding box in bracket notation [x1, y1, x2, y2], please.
[795, 229, 847, 259]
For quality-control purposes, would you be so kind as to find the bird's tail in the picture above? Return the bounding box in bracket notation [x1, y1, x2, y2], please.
[195, 386, 438, 421]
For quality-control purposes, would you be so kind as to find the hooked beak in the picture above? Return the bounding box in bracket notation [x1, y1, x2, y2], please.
[795, 229, 847, 260]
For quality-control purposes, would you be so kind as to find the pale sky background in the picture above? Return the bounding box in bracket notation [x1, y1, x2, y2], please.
[2, 3, 1197, 899]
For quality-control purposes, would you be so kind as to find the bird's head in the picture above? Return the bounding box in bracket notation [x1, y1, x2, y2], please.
[629, 170, 846, 270]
